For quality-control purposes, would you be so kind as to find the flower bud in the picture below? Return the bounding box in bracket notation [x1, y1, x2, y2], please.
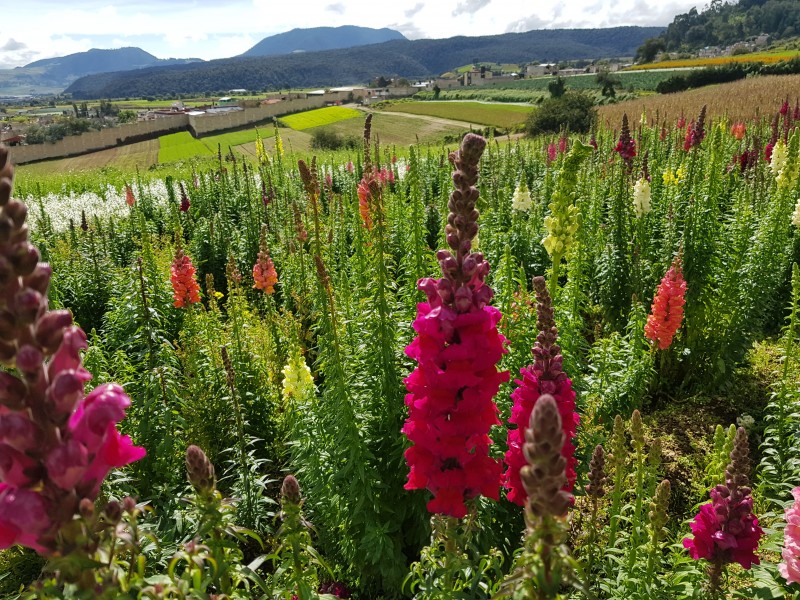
[45, 439, 89, 490]
[79, 498, 95, 518]
[34, 309, 72, 352]
[104, 500, 122, 524]
[13, 288, 44, 325]
[0, 371, 26, 409]
[15, 344, 43, 376]
[281, 474, 302, 504]
[23, 263, 52, 296]
[185, 444, 215, 495]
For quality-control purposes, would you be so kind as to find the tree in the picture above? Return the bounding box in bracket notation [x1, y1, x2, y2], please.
[636, 38, 666, 63]
[525, 91, 596, 135]
[548, 76, 566, 98]
[596, 69, 621, 97]
[433, 84, 441, 99]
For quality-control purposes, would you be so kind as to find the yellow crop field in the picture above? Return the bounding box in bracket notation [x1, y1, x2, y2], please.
[629, 50, 800, 70]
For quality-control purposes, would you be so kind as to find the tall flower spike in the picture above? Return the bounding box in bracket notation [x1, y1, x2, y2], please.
[170, 245, 201, 308]
[585, 444, 606, 499]
[503, 276, 578, 505]
[0, 145, 145, 555]
[252, 224, 278, 294]
[614, 114, 636, 173]
[402, 133, 509, 519]
[645, 256, 687, 350]
[520, 394, 573, 518]
[684, 427, 763, 587]
[684, 105, 707, 151]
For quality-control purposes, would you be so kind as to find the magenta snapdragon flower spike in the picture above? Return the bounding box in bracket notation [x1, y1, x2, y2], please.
[683, 427, 762, 590]
[779, 486, 800, 584]
[402, 133, 509, 519]
[503, 277, 578, 506]
[0, 145, 145, 555]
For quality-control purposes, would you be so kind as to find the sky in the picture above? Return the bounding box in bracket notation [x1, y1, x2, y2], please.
[0, 0, 701, 69]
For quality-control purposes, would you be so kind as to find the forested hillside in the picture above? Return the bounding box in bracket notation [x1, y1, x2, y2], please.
[65, 27, 662, 99]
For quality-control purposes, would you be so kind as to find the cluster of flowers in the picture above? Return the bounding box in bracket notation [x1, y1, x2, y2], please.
[253, 224, 278, 294]
[0, 146, 145, 554]
[662, 165, 687, 186]
[281, 350, 315, 402]
[683, 105, 707, 151]
[613, 114, 636, 173]
[170, 246, 202, 308]
[503, 276, 578, 506]
[644, 257, 687, 350]
[511, 176, 532, 212]
[780, 487, 800, 584]
[633, 154, 652, 218]
[402, 133, 509, 519]
[684, 427, 762, 573]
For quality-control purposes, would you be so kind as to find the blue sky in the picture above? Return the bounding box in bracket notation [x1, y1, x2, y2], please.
[1, 0, 699, 69]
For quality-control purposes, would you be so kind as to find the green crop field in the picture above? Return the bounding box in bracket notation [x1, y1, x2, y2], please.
[313, 111, 471, 147]
[279, 106, 364, 130]
[158, 131, 215, 163]
[382, 101, 533, 129]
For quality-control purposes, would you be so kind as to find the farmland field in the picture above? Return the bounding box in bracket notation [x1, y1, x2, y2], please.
[382, 101, 533, 129]
[630, 49, 800, 70]
[158, 131, 214, 162]
[16, 139, 159, 175]
[597, 73, 800, 124]
[279, 105, 363, 130]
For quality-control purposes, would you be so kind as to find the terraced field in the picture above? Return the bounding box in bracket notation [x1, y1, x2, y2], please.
[382, 101, 532, 129]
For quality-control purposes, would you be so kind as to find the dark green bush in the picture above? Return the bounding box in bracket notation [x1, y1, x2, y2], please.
[309, 128, 359, 151]
[525, 91, 596, 135]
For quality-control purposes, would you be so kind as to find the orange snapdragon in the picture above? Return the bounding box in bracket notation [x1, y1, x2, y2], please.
[645, 257, 687, 350]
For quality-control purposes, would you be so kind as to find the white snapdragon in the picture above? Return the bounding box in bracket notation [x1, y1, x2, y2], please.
[633, 177, 651, 217]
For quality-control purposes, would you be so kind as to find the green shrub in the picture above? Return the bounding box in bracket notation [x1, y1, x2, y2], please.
[525, 91, 596, 135]
[309, 128, 358, 151]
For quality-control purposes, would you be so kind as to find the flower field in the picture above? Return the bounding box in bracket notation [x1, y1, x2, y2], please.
[2, 100, 800, 600]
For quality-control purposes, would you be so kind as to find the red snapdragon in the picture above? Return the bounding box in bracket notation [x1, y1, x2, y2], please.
[402, 134, 509, 519]
[613, 114, 636, 173]
[645, 257, 687, 350]
[683, 105, 707, 151]
[503, 277, 578, 506]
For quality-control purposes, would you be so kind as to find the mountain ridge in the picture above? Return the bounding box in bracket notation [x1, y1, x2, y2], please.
[241, 25, 406, 57]
[65, 26, 664, 99]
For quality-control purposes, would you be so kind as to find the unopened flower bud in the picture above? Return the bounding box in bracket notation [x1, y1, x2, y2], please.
[79, 498, 95, 518]
[122, 496, 136, 513]
[23, 263, 52, 295]
[281, 474, 302, 504]
[186, 444, 215, 495]
[15, 344, 42, 376]
[104, 500, 122, 524]
[34, 309, 72, 351]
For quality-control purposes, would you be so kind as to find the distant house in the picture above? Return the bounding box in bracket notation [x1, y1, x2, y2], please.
[217, 96, 238, 106]
[228, 88, 248, 94]
[755, 34, 770, 47]
[1, 134, 25, 146]
[526, 63, 557, 77]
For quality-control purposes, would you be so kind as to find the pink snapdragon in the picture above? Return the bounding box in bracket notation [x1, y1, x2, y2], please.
[780, 486, 800, 585]
[0, 145, 145, 556]
[503, 277, 578, 506]
[402, 133, 509, 518]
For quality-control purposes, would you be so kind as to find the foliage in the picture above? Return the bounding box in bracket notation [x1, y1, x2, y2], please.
[525, 92, 597, 135]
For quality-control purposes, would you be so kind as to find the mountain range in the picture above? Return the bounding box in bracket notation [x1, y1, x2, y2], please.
[65, 26, 662, 99]
[0, 25, 664, 98]
[0, 48, 201, 96]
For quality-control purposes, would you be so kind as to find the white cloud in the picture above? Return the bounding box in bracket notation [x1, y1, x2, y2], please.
[0, 0, 699, 68]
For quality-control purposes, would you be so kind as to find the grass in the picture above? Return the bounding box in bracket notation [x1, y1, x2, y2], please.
[158, 131, 214, 163]
[629, 49, 800, 70]
[16, 139, 159, 175]
[597, 73, 800, 125]
[279, 106, 363, 130]
[316, 111, 471, 147]
[382, 101, 533, 129]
